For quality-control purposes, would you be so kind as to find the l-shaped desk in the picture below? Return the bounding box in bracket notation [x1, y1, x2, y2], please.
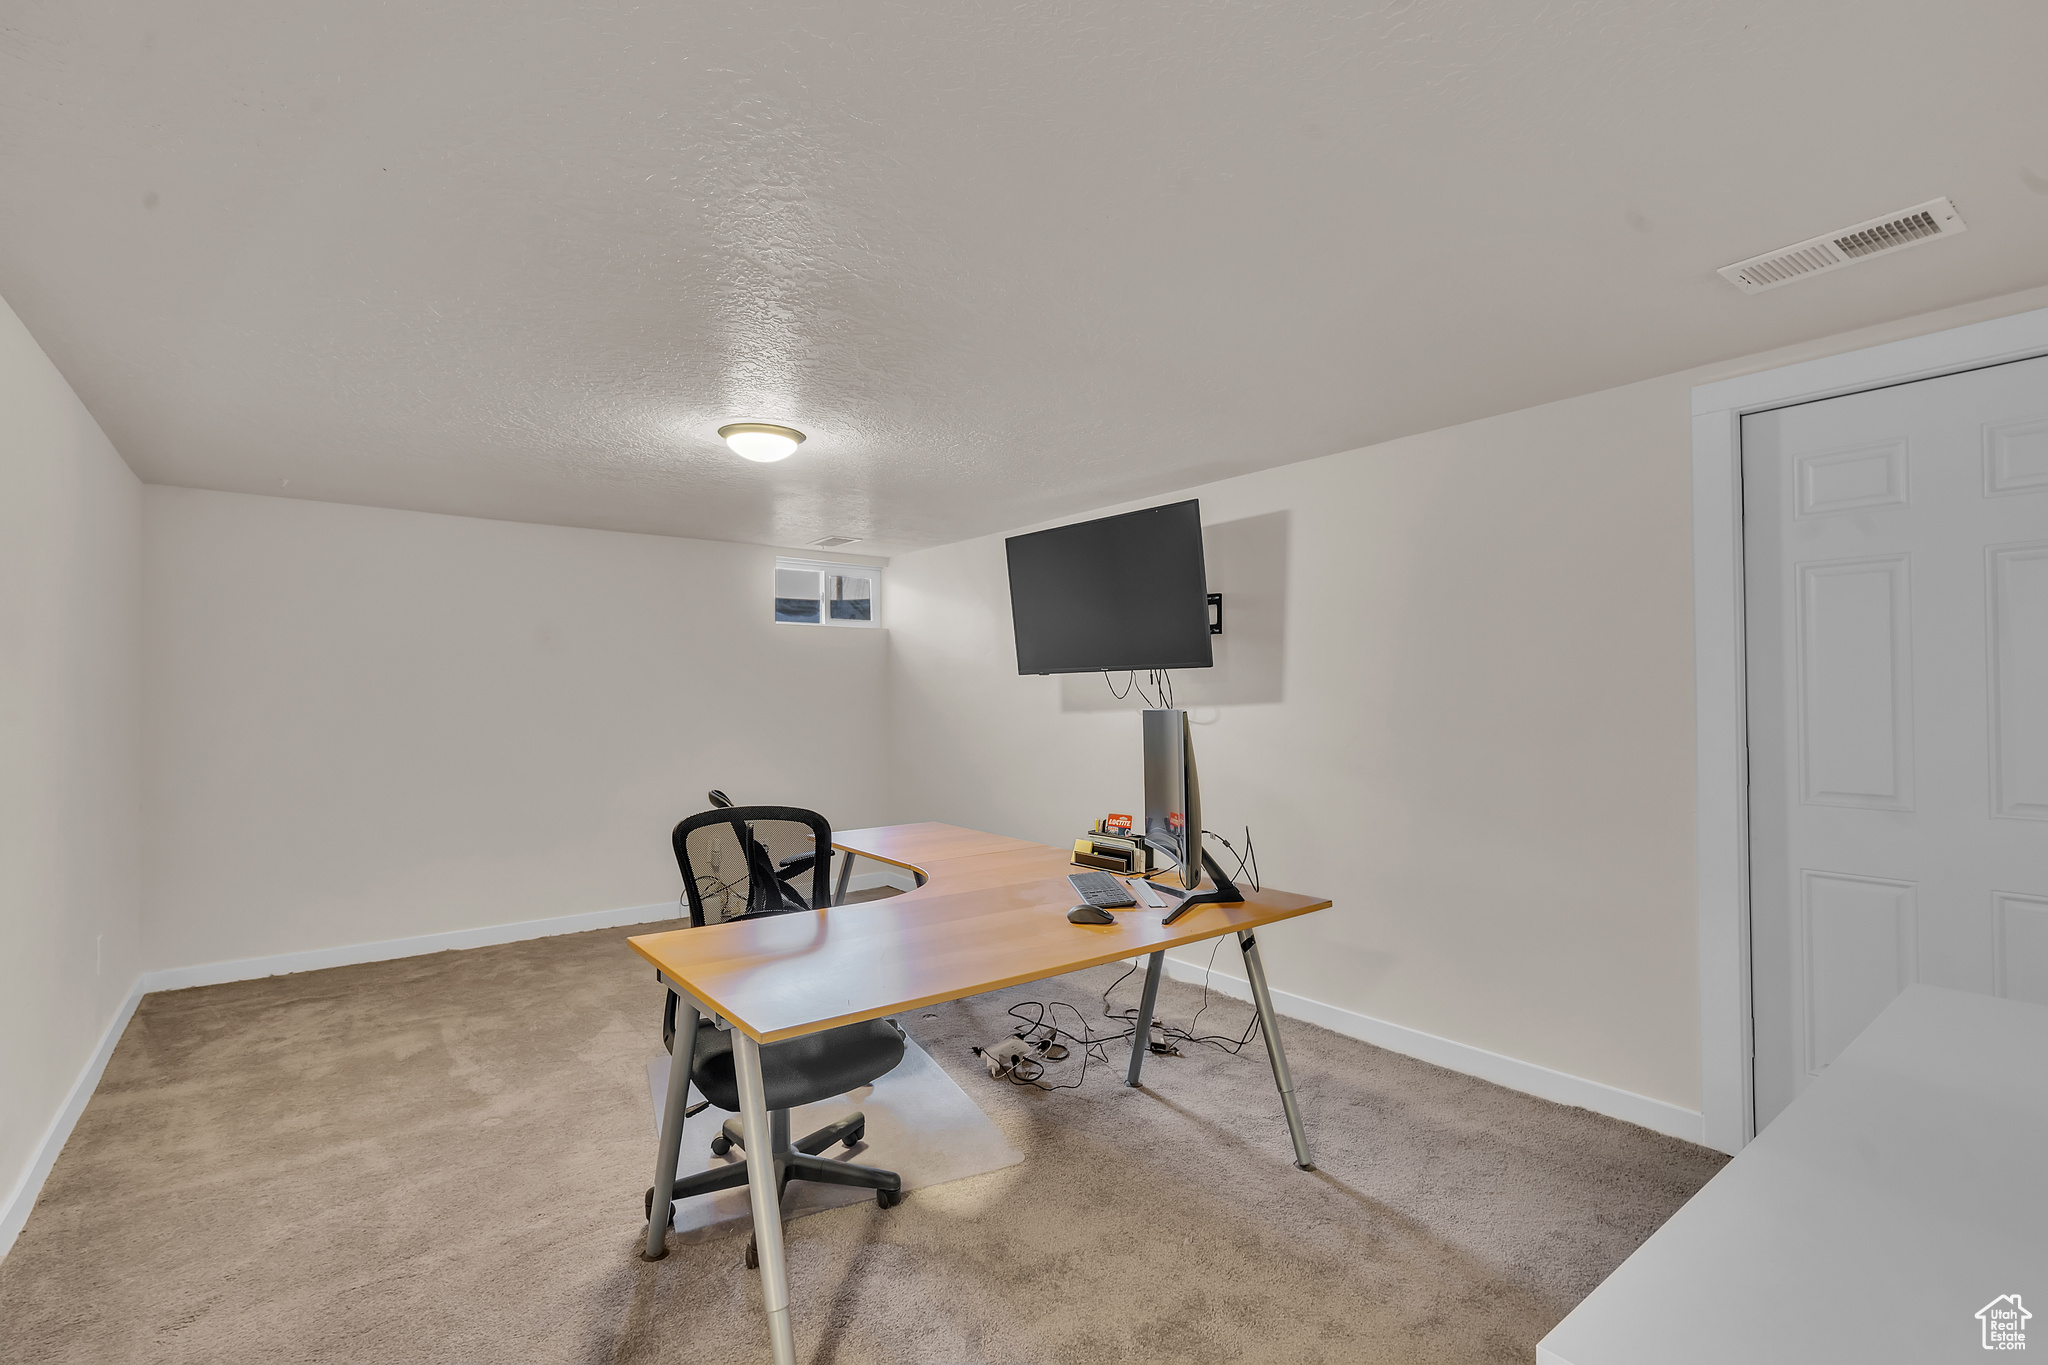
[629, 821, 1333, 1365]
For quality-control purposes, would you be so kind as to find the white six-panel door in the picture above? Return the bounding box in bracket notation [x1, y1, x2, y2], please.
[1745, 353, 2048, 1128]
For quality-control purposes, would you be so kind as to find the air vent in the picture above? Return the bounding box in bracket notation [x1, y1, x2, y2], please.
[809, 535, 860, 548]
[1718, 197, 1966, 294]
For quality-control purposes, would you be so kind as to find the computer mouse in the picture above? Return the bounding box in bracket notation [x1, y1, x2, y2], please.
[1067, 904, 1115, 925]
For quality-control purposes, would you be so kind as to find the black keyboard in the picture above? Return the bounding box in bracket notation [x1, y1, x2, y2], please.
[1068, 870, 1136, 909]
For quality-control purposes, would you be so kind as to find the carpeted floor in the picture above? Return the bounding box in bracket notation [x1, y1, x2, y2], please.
[0, 918, 1724, 1363]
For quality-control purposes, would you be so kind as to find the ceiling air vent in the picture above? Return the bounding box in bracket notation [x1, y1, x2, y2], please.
[1718, 197, 1966, 294]
[809, 535, 860, 548]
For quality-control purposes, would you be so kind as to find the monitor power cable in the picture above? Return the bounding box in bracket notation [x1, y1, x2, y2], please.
[1101, 669, 1174, 709]
[1199, 826, 1260, 893]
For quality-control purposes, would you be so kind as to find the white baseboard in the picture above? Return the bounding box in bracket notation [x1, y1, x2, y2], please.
[4, 898, 690, 1263]
[1, 975, 147, 1259]
[6, 891, 1700, 1269]
[136, 872, 917, 999]
[1156, 956, 1706, 1145]
[139, 900, 684, 995]
[141, 875, 915, 1000]
[7, 878, 910, 1257]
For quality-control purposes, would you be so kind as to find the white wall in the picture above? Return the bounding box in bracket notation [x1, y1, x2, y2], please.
[887, 378, 1704, 1115]
[886, 282, 2048, 1131]
[142, 489, 891, 971]
[0, 295, 143, 1239]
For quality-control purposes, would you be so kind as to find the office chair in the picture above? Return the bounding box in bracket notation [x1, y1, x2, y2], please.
[705, 788, 834, 902]
[646, 804, 905, 1267]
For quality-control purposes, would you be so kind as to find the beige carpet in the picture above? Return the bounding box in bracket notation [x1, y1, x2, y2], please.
[0, 919, 1724, 1363]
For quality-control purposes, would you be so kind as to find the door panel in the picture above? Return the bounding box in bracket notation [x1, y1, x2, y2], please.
[1995, 891, 2048, 1006]
[1986, 419, 2048, 495]
[1745, 353, 2048, 1129]
[1796, 442, 1909, 516]
[1796, 556, 1913, 809]
[1801, 870, 1916, 1075]
[1989, 543, 2048, 820]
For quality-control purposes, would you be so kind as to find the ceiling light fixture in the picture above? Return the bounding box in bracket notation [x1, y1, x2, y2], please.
[717, 422, 806, 463]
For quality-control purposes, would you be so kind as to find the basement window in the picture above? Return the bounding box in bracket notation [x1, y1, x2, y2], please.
[774, 557, 881, 628]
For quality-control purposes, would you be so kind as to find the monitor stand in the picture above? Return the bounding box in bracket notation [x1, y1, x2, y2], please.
[1159, 848, 1243, 924]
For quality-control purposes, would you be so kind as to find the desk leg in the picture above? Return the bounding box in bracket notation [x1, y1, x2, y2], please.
[1125, 952, 1164, 1087]
[833, 851, 855, 907]
[643, 995, 699, 1260]
[734, 1033, 797, 1365]
[1239, 932, 1314, 1171]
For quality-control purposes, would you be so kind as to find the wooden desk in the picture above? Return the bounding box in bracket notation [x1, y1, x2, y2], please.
[629, 822, 1333, 1365]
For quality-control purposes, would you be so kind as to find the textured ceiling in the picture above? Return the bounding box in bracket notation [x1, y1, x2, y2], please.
[4, 1, 2047, 557]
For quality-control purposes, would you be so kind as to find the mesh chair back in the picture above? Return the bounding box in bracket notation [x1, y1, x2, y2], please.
[672, 805, 833, 928]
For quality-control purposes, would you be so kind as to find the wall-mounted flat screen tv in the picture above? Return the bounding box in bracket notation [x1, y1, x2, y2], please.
[1005, 500, 1213, 675]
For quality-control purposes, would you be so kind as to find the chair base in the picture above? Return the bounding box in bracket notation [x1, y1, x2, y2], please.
[643, 1108, 903, 1262]
[711, 1110, 870, 1160]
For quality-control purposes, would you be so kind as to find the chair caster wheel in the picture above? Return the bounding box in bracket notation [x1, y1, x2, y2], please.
[710, 1135, 731, 1156]
[842, 1126, 864, 1149]
[876, 1188, 903, 1209]
[744, 1237, 758, 1269]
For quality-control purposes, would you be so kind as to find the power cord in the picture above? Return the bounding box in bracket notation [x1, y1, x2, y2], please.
[977, 823, 1264, 1086]
[974, 999, 1126, 1091]
[980, 934, 1265, 1090]
[1100, 937, 1264, 1056]
[1199, 826, 1260, 892]
[1099, 669, 1175, 709]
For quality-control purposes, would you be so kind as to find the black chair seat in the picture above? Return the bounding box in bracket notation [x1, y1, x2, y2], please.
[690, 1018, 905, 1113]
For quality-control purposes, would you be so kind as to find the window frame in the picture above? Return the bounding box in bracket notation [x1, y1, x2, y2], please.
[772, 555, 882, 629]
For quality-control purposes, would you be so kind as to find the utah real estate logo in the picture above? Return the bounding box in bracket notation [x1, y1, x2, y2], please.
[1977, 1294, 2030, 1351]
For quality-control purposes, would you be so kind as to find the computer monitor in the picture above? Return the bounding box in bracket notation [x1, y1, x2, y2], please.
[1143, 709, 1242, 920]
[1005, 501, 1213, 675]
[1141, 708, 1202, 890]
